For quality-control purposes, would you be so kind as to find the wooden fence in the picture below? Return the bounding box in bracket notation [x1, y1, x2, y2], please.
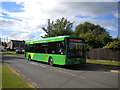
[86, 48, 120, 62]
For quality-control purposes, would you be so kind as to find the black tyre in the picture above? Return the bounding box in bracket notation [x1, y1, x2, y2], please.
[49, 58, 53, 66]
[28, 55, 32, 61]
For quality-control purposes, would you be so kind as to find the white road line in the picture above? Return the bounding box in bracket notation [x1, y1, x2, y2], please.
[55, 69, 76, 76]
[55, 69, 86, 79]
[78, 75, 86, 79]
[29, 62, 48, 67]
[29, 62, 86, 79]
[103, 71, 111, 73]
[111, 70, 120, 73]
[57, 67, 85, 72]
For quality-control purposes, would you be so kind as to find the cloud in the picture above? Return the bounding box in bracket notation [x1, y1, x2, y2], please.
[1, 0, 119, 40]
[114, 12, 120, 18]
[9, 32, 41, 41]
[1, 0, 119, 2]
[106, 26, 117, 31]
[0, 17, 46, 33]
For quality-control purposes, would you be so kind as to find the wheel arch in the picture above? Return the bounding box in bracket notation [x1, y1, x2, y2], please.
[48, 56, 52, 62]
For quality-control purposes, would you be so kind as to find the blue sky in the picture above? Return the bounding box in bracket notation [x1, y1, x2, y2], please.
[0, 0, 119, 41]
[2, 2, 23, 12]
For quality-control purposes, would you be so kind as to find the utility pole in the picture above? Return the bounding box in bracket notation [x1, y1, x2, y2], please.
[4, 37, 5, 42]
[4, 38, 5, 48]
[118, 1, 120, 39]
[0, 37, 1, 46]
[48, 19, 50, 37]
[7, 37, 8, 43]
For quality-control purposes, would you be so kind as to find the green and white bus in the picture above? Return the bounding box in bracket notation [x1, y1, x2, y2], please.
[25, 35, 86, 65]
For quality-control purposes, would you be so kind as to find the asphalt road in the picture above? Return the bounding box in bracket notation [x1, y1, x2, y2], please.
[2, 54, 119, 88]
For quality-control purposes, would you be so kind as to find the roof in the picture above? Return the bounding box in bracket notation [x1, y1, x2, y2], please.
[26, 35, 84, 44]
[11, 40, 25, 42]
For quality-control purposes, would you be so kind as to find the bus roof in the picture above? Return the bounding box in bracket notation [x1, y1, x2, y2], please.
[25, 35, 84, 44]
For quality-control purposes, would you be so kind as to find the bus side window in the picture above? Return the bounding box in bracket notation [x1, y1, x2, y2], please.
[48, 42, 57, 54]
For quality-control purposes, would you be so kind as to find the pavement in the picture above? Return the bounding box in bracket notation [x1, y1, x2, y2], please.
[2, 54, 119, 88]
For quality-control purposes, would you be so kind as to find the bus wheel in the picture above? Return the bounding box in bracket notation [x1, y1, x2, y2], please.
[49, 58, 53, 66]
[28, 55, 32, 61]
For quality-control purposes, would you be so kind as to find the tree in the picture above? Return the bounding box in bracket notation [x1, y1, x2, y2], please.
[74, 22, 108, 36]
[42, 17, 74, 38]
[103, 40, 120, 49]
[75, 22, 112, 49]
[96, 32, 112, 45]
[80, 33, 103, 50]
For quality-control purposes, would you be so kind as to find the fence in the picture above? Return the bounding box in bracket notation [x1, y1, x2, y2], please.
[86, 48, 120, 62]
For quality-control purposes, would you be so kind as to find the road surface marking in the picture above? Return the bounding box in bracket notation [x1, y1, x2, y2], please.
[29, 62, 48, 67]
[78, 75, 86, 79]
[55, 69, 86, 79]
[55, 69, 76, 76]
[111, 70, 120, 73]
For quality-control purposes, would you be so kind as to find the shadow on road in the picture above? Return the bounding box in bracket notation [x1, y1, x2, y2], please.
[54, 64, 119, 71]
[31, 60, 119, 72]
[2, 54, 119, 72]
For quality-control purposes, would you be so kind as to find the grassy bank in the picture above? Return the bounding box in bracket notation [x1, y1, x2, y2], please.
[0, 51, 24, 56]
[0, 66, 2, 89]
[2, 65, 35, 88]
[86, 59, 120, 67]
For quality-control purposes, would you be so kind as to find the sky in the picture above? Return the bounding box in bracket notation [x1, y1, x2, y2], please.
[0, 0, 120, 42]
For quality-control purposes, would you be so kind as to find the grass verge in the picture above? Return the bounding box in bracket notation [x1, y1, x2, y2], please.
[0, 51, 24, 56]
[0, 65, 2, 89]
[2, 65, 36, 88]
[86, 59, 120, 67]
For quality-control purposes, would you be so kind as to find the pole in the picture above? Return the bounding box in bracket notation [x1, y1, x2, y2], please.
[4, 38, 5, 48]
[0, 37, 1, 46]
[118, 1, 120, 39]
[7, 37, 8, 43]
[48, 19, 50, 37]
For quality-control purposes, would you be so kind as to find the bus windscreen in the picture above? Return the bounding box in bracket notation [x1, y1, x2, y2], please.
[68, 39, 85, 58]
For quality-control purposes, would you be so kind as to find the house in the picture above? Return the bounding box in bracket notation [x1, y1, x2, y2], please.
[0, 42, 7, 50]
[7, 40, 25, 50]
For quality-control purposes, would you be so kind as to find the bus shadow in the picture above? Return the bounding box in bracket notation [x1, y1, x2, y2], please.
[30, 60, 49, 65]
[53, 63, 119, 72]
[29, 60, 119, 72]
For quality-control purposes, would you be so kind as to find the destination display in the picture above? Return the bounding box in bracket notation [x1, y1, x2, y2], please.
[69, 39, 82, 42]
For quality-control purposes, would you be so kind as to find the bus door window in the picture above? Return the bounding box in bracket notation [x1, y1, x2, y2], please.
[57, 41, 64, 55]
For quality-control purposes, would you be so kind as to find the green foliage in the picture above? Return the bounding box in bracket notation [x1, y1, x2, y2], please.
[103, 40, 120, 49]
[96, 33, 112, 45]
[74, 22, 107, 36]
[42, 17, 73, 38]
[86, 59, 120, 66]
[75, 22, 112, 49]
[80, 33, 103, 50]
[0, 51, 24, 56]
[42, 18, 116, 50]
